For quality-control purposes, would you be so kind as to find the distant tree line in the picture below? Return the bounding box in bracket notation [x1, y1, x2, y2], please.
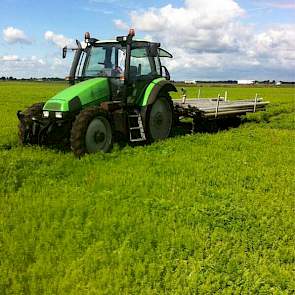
[1, 76, 294, 84]
[0, 77, 65, 81]
[173, 80, 295, 85]
[1, 76, 17, 80]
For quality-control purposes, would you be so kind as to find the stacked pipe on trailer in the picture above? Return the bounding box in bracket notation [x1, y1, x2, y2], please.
[173, 98, 269, 118]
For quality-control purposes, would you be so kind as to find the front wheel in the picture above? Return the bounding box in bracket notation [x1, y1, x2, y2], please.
[144, 96, 173, 141]
[18, 102, 45, 145]
[70, 107, 113, 157]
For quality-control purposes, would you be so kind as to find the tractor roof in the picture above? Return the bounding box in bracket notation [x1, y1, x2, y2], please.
[91, 38, 172, 58]
[94, 39, 151, 44]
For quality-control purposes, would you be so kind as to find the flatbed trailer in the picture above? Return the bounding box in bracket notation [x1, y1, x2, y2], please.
[173, 96, 269, 121]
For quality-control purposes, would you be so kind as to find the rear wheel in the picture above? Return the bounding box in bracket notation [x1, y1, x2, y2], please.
[18, 102, 44, 145]
[70, 107, 113, 157]
[144, 96, 173, 141]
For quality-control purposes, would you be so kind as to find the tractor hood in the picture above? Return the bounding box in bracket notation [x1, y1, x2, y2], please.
[43, 78, 110, 112]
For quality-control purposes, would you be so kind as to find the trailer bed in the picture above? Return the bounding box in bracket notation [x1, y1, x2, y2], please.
[173, 97, 269, 119]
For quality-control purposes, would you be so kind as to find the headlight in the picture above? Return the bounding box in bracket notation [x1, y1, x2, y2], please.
[43, 111, 49, 118]
[55, 112, 63, 119]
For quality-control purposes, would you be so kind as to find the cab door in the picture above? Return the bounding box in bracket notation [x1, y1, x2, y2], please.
[127, 47, 161, 104]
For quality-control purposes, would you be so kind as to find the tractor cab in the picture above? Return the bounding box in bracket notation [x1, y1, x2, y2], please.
[63, 30, 172, 104]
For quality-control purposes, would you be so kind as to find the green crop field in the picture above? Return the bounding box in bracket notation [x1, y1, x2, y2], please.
[0, 82, 294, 294]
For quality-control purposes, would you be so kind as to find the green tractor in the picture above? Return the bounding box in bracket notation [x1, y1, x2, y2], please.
[17, 29, 177, 156]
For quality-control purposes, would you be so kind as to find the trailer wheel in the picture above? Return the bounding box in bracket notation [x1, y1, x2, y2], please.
[18, 102, 45, 145]
[70, 107, 113, 157]
[144, 96, 173, 141]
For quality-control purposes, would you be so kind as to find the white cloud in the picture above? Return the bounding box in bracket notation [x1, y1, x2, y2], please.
[270, 1, 295, 9]
[44, 31, 74, 48]
[83, 6, 113, 14]
[0, 55, 46, 77]
[0, 54, 71, 78]
[0, 55, 19, 61]
[130, 0, 244, 33]
[31, 55, 46, 65]
[50, 57, 69, 70]
[114, 19, 129, 30]
[0, 30, 73, 78]
[3, 27, 32, 44]
[114, 0, 295, 80]
[252, 25, 295, 69]
[0, 55, 47, 65]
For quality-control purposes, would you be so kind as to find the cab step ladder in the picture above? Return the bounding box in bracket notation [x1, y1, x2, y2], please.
[128, 112, 146, 142]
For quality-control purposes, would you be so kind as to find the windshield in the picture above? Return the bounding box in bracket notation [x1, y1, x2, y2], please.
[83, 44, 126, 78]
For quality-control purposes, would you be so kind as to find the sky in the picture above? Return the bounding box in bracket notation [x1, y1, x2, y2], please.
[0, 0, 294, 80]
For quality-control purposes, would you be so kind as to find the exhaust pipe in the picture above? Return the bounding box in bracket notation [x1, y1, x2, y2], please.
[68, 40, 83, 85]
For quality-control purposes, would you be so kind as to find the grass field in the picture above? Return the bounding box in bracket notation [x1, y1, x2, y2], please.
[0, 82, 294, 294]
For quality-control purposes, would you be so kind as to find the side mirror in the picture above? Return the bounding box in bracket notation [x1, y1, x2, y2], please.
[162, 66, 170, 80]
[62, 46, 67, 59]
[149, 43, 159, 57]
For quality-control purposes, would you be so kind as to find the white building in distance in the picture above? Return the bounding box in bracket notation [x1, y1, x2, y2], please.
[237, 80, 255, 85]
[184, 80, 197, 84]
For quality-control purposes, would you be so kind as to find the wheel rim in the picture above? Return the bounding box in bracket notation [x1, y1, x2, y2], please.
[149, 97, 173, 140]
[85, 116, 112, 153]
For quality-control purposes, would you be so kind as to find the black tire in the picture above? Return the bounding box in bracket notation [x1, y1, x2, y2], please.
[18, 102, 44, 145]
[143, 96, 174, 141]
[70, 107, 113, 157]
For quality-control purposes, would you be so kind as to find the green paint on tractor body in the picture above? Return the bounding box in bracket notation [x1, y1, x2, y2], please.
[43, 76, 169, 112]
[138, 77, 166, 107]
[43, 78, 110, 112]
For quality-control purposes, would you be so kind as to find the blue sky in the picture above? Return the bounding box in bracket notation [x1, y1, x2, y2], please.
[0, 0, 294, 80]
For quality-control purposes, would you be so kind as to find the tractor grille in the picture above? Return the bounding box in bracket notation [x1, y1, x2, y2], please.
[45, 102, 61, 111]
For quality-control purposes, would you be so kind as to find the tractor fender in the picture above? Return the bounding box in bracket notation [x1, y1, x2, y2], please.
[140, 80, 176, 141]
[140, 79, 177, 107]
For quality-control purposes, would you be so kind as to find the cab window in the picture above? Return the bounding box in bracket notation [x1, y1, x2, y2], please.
[130, 48, 153, 79]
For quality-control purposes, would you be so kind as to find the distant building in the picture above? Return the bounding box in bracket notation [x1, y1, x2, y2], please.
[237, 80, 255, 85]
[184, 80, 197, 84]
[276, 81, 282, 86]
